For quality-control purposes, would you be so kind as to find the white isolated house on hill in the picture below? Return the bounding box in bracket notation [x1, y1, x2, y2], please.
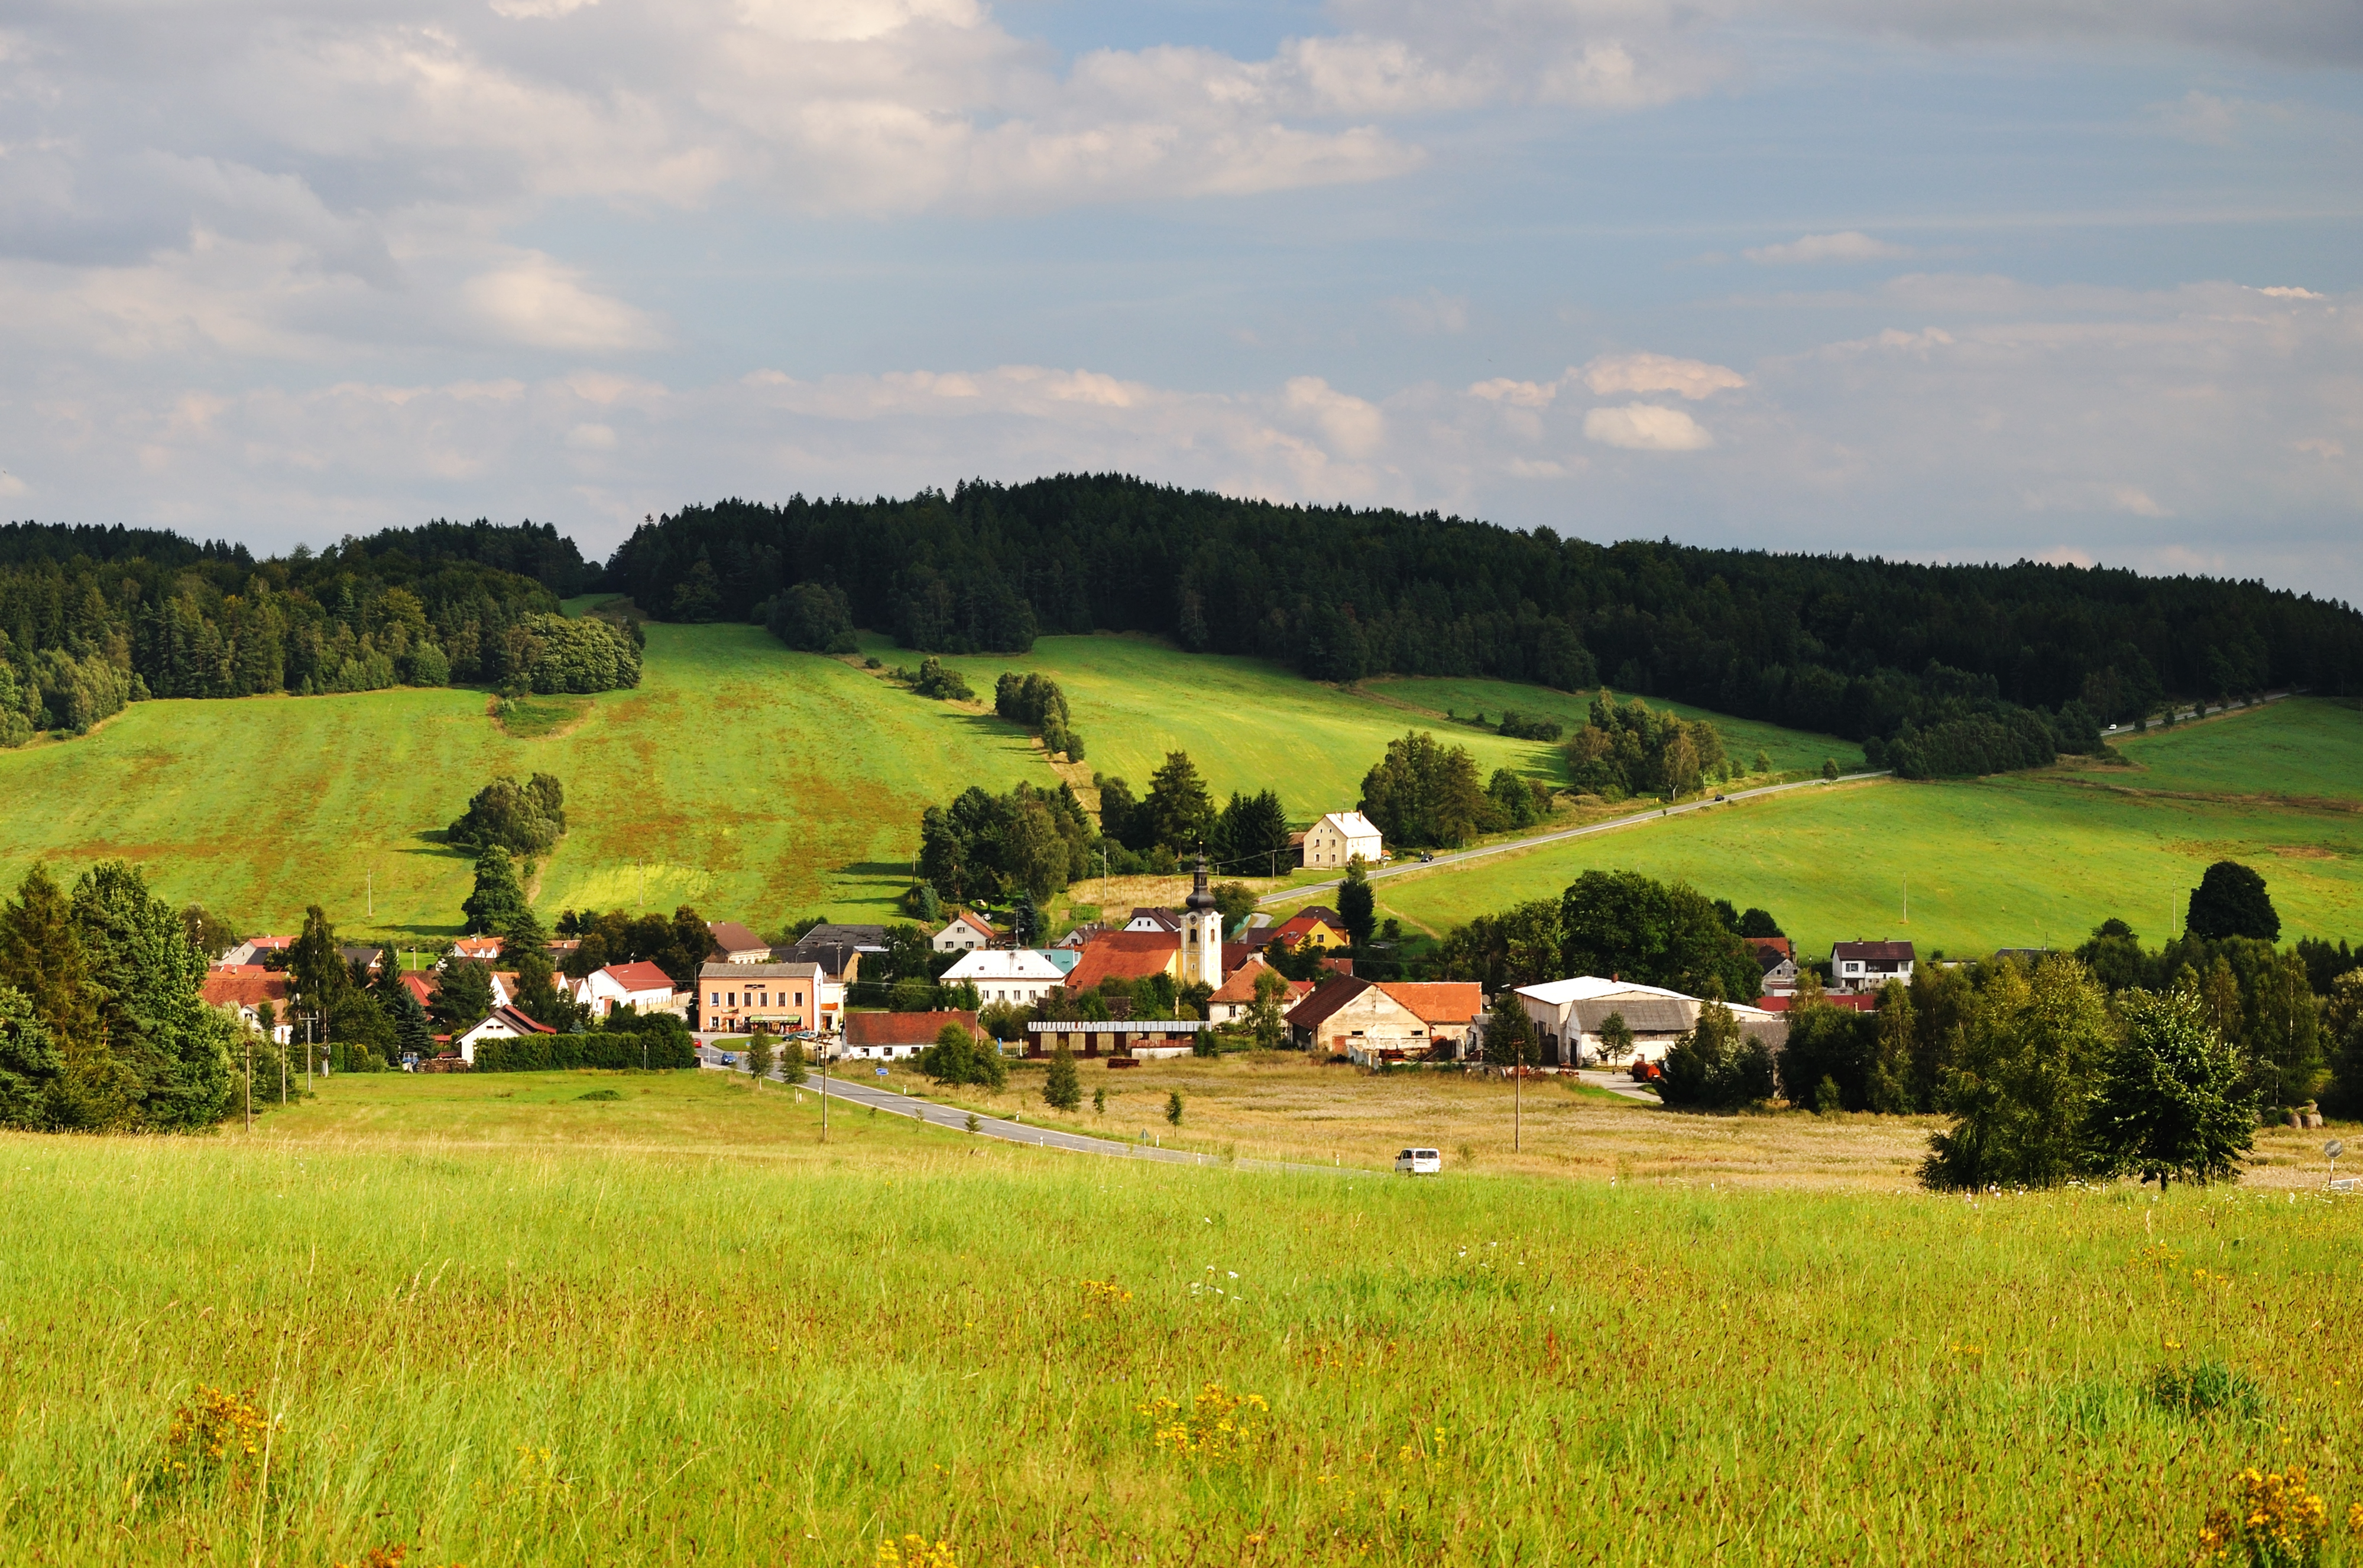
[1302, 811, 1382, 869]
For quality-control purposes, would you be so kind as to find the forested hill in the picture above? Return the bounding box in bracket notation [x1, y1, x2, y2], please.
[0, 518, 629, 741]
[602, 475, 2363, 748]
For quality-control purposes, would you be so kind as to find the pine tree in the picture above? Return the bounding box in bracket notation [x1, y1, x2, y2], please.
[1165, 1090, 1183, 1127]
[0, 865, 100, 1067]
[1043, 1040, 1081, 1112]
[1482, 988, 1535, 1067]
[1338, 858, 1376, 949]
[390, 981, 435, 1060]
[0, 984, 64, 1129]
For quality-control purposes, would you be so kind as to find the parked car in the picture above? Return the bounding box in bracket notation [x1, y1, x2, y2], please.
[1394, 1147, 1442, 1175]
[1418, 850, 1436, 863]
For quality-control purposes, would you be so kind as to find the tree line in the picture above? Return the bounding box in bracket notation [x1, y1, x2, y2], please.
[596, 475, 2363, 763]
[0, 520, 636, 742]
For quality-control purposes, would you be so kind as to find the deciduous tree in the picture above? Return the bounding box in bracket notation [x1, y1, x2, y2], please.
[2088, 991, 2254, 1189]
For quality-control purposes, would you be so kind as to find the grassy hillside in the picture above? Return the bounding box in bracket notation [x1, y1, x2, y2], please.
[7, 1078, 2359, 1565]
[1312, 702, 2363, 956]
[0, 621, 1047, 942]
[2107, 696, 2363, 803]
[1362, 674, 1852, 777]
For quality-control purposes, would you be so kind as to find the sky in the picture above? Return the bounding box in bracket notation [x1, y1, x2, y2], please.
[2, 0, 2359, 596]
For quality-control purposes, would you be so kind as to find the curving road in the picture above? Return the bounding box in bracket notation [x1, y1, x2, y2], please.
[1263, 769, 1893, 906]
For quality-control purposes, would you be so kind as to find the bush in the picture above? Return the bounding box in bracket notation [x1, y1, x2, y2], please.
[474, 1015, 696, 1071]
[517, 612, 642, 694]
[916, 1022, 1006, 1089]
[1657, 999, 1773, 1109]
[910, 657, 973, 702]
[766, 582, 860, 653]
[448, 773, 566, 858]
[1496, 709, 1563, 742]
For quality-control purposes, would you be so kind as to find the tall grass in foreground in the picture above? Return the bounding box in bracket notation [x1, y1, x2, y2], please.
[2, 1129, 2359, 1565]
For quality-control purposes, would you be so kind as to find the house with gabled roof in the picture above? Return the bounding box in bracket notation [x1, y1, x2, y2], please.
[575, 960, 683, 1019]
[1062, 931, 1181, 993]
[456, 1005, 556, 1064]
[441, 935, 504, 969]
[1302, 811, 1382, 869]
[779, 924, 890, 985]
[1509, 976, 1787, 1066]
[697, 962, 835, 1035]
[1205, 956, 1312, 1025]
[932, 910, 996, 953]
[707, 921, 772, 963]
[842, 1010, 981, 1061]
[201, 971, 292, 1043]
[1830, 940, 1914, 994]
[1284, 977, 1482, 1060]
[941, 947, 1065, 1008]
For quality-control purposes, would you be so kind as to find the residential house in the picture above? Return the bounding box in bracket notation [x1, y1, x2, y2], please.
[1830, 940, 1915, 994]
[1123, 908, 1181, 934]
[707, 921, 773, 963]
[940, 948, 1067, 1009]
[1036, 947, 1081, 977]
[1205, 956, 1312, 1025]
[442, 936, 504, 969]
[1285, 978, 1482, 1061]
[779, 924, 890, 986]
[216, 935, 294, 969]
[1508, 976, 1788, 1067]
[574, 960, 682, 1020]
[1301, 811, 1382, 869]
[1745, 936, 1798, 997]
[842, 1009, 980, 1061]
[932, 910, 996, 953]
[1062, 931, 1181, 993]
[456, 1004, 556, 1065]
[336, 946, 385, 977]
[200, 970, 293, 1044]
[398, 971, 438, 1012]
[1250, 907, 1349, 953]
[1055, 922, 1109, 950]
[696, 961, 837, 1035]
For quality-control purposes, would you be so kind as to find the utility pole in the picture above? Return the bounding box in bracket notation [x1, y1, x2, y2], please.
[1902, 873, 1908, 927]
[244, 1035, 252, 1131]
[821, 1038, 830, 1143]
[366, 868, 372, 918]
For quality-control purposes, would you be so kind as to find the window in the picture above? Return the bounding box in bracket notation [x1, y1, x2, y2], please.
[709, 991, 720, 1005]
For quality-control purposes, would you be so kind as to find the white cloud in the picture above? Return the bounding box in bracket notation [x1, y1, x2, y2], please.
[1743, 231, 1914, 265]
[2257, 285, 2324, 300]
[1579, 352, 1746, 400]
[461, 258, 669, 352]
[1583, 403, 1714, 450]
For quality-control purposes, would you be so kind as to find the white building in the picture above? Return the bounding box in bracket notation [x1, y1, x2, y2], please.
[1831, 940, 1915, 994]
[1507, 976, 1787, 1067]
[932, 910, 996, 953]
[455, 1004, 556, 1065]
[573, 960, 683, 1020]
[1302, 811, 1383, 869]
[939, 947, 1068, 1008]
[1178, 853, 1226, 989]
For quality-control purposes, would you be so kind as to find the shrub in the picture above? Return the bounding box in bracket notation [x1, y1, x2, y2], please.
[1496, 709, 1563, 742]
[448, 774, 566, 858]
[917, 1022, 1006, 1089]
[766, 582, 859, 654]
[1657, 998, 1774, 1109]
[516, 612, 641, 693]
[474, 1015, 696, 1071]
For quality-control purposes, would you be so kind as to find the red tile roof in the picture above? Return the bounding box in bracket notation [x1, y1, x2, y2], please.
[1374, 982, 1483, 1025]
[399, 972, 438, 1008]
[202, 973, 289, 1009]
[707, 920, 769, 955]
[1743, 936, 1793, 959]
[1208, 961, 1312, 1007]
[1063, 931, 1179, 991]
[1756, 992, 1878, 1014]
[487, 1004, 556, 1035]
[843, 1010, 980, 1048]
[601, 960, 676, 994]
[450, 936, 504, 959]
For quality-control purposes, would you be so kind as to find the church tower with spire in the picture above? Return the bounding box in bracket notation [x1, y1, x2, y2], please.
[1180, 850, 1225, 990]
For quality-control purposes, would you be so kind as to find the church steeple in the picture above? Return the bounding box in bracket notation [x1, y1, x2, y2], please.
[1180, 849, 1223, 989]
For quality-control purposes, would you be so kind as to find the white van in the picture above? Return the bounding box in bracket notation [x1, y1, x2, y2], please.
[1395, 1147, 1442, 1175]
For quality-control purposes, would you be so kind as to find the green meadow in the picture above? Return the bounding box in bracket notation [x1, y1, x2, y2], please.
[4, 1072, 2358, 1566]
[0, 621, 1046, 943]
[1360, 673, 1851, 778]
[2109, 697, 2363, 804]
[1325, 700, 2363, 954]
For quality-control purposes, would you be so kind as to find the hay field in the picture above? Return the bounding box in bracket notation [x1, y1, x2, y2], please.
[5, 1069, 2359, 1566]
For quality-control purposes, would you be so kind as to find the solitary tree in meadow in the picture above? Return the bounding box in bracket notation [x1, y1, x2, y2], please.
[744, 1034, 774, 1086]
[2088, 991, 2255, 1189]
[1043, 1040, 1081, 1113]
[1165, 1091, 1183, 1128]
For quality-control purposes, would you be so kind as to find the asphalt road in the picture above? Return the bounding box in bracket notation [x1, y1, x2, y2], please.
[705, 1059, 1372, 1174]
[1264, 769, 1893, 905]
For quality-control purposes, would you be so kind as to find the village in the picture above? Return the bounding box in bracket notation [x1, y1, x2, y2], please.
[196, 806, 1918, 1086]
